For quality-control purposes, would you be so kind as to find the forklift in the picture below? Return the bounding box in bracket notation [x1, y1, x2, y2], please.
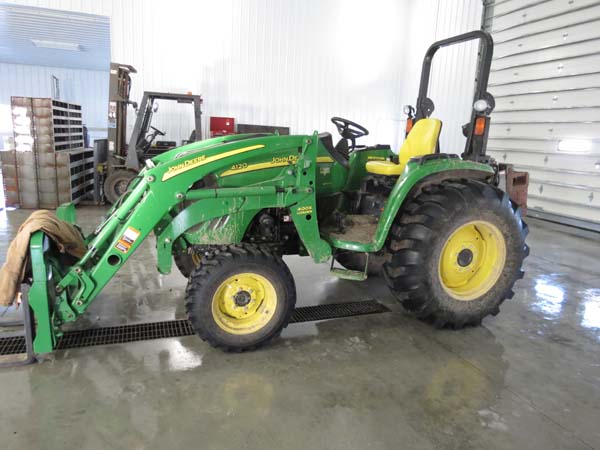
[103, 63, 203, 203]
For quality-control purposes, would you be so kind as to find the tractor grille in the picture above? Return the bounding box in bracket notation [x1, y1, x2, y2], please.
[0, 300, 390, 355]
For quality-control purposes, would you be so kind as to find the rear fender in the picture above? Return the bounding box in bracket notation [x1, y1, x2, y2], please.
[330, 157, 494, 252]
[375, 158, 494, 250]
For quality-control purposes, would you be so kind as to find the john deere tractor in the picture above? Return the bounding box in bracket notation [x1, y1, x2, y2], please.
[22, 31, 527, 354]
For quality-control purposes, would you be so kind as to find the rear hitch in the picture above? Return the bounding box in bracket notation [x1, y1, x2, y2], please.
[498, 163, 529, 215]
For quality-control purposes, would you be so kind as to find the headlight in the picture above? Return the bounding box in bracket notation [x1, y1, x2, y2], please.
[473, 99, 489, 112]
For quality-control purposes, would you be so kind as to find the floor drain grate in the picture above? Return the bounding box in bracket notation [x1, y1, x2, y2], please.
[290, 300, 390, 323]
[0, 300, 390, 355]
[0, 336, 27, 356]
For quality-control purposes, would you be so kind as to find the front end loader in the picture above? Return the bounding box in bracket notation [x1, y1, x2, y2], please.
[20, 31, 527, 355]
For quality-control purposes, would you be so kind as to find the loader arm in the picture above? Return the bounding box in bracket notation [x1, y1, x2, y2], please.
[28, 133, 331, 354]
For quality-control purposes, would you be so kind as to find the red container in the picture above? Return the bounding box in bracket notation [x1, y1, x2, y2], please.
[210, 116, 235, 137]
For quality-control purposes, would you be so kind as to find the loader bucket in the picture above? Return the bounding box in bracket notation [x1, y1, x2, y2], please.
[56, 202, 77, 224]
[26, 231, 70, 353]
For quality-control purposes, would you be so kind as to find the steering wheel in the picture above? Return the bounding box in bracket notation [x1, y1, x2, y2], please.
[331, 117, 369, 143]
[150, 126, 166, 136]
[324, 117, 369, 168]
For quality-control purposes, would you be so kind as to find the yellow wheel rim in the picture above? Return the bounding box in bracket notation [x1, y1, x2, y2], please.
[438, 220, 506, 301]
[211, 272, 277, 335]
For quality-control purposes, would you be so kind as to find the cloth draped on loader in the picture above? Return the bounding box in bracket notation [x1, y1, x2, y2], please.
[0, 210, 87, 307]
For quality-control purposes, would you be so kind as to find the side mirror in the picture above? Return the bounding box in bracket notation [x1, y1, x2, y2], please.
[152, 102, 159, 113]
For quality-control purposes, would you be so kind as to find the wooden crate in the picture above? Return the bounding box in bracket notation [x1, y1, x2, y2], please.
[0, 97, 92, 209]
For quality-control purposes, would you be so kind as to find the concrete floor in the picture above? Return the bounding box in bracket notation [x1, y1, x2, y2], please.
[0, 206, 599, 450]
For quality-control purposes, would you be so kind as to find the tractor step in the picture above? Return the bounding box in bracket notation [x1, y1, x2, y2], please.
[330, 267, 368, 281]
[330, 249, 370, 281]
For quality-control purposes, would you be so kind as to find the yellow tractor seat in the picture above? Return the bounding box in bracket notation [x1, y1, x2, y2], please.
[366, 118, 442, 176]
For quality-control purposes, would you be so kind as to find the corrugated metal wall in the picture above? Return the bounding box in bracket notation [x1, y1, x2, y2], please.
[484, 0, 600, 229]
[3, 0, 484, 152]
[0, 63, 109, 143]
[0, 3, 111, 70]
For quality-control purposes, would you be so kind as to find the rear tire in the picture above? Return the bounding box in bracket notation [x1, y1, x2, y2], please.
[382, 179, 528, 328]
[185, 244, 296, 351]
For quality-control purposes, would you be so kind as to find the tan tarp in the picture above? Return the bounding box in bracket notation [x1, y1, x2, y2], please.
[0, 210, 87, 307]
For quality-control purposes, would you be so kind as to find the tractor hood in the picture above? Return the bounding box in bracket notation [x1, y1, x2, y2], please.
[151, 133, 275, 166]
[146, 132, 308, 186]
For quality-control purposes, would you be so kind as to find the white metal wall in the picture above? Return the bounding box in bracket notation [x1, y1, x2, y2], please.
[484, 0, 600, 228]
[0, 62, 109, 143]
[401, 0, 484, 154]
[2, 0, 407, 148]
[3, 0, 484, 153]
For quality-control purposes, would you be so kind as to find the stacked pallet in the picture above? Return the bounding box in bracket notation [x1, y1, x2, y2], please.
[0, 97, 94, 209]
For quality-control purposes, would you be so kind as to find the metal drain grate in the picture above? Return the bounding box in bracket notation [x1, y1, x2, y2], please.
[0, 300, 390, 355]
[290, 300, 389, 323]
[0, 336, 27, 356]
[58, 320, 195, 351]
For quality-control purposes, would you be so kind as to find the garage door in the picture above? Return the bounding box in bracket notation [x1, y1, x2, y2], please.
[484, 0, 600, 231]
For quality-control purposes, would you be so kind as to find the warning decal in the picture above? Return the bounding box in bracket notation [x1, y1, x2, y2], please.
[114, 226, 141, 254]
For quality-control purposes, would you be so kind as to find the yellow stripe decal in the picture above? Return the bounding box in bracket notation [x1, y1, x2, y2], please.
[161, 144, 265, 181]
[221, 161, 289, 177]
[221, 155, 335, 177]
[317, 156, 334, 163]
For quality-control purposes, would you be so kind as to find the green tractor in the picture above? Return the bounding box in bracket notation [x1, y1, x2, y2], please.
[23, 31, 527, 354]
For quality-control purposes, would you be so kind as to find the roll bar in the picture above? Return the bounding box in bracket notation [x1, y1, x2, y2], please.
[416, 30, 494, 119]
[414, 30, 496, 163]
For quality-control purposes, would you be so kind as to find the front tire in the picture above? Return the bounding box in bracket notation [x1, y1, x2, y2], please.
[383, 180, 528, 328]
[185, 245, 296, 351]
[174, 249, 203, 278]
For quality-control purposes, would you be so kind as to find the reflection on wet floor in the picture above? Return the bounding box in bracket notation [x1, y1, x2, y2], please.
[580, 288, 600, 332]
[532, 276, 565, 319]
[527, 272, 600, 343]
[1, 207, 600, 450]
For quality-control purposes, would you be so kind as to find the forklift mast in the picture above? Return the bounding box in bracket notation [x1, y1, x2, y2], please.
[107, 63, 137, 160]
